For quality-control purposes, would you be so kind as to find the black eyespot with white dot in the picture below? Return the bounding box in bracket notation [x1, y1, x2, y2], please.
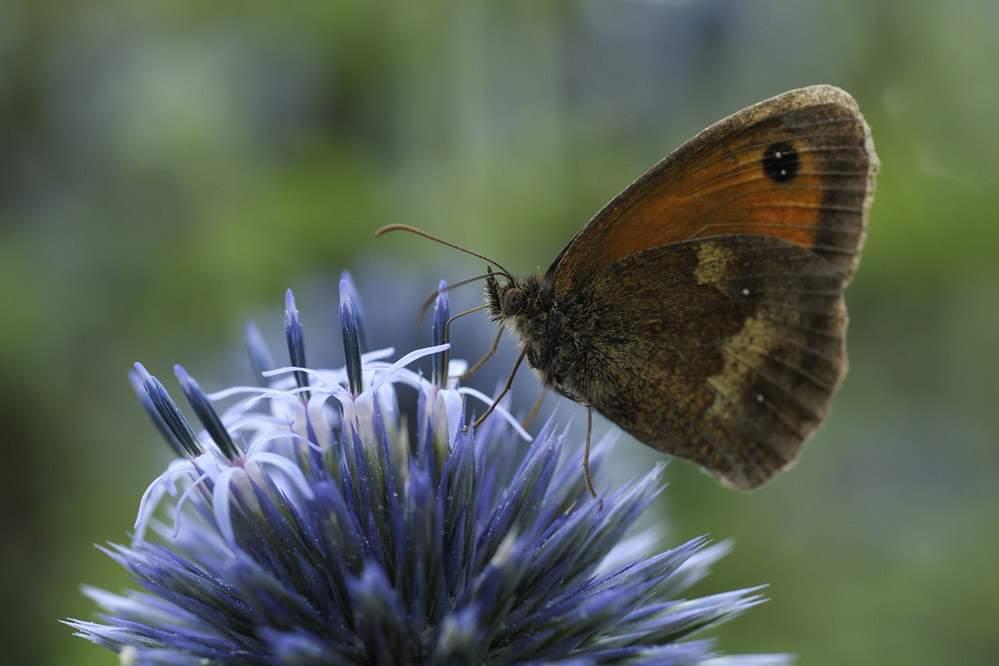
[762, 141, 799, 183]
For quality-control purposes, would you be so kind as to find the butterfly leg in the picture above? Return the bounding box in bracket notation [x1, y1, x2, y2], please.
[521, 387, 549, 429]
[583, 405, 596, 499]
[459, 326, 504, 380]
[549, 383, 597, 499]
[470, 349, 526, 430]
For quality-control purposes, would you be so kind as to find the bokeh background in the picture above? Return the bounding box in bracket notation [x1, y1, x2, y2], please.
[4, 1, 997, 664]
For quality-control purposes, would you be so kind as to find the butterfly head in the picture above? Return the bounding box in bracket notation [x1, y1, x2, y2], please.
[484, 269, 561, 368]
[485, 271, 524, 322]
[485, 270, 553, 327]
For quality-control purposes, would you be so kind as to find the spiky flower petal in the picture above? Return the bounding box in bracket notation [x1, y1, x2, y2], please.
[67, 275, 788, 666]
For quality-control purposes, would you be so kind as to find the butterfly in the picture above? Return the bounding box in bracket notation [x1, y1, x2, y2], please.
[383, 85, 878, 493]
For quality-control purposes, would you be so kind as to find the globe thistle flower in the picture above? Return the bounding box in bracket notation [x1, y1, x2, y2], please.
[67, 274, 789, 666]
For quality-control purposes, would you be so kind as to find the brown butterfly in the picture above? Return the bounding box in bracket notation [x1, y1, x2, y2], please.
[382, 85, 878, 493]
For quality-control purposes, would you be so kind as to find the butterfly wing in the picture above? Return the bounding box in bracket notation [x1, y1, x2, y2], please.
[573, 234, 851, 489]
[549, 85, 878, 296]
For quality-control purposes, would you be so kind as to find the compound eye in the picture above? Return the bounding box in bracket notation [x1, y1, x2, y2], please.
[501, 287, 524, 316]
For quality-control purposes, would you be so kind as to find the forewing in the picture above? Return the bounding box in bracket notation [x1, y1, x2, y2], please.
[550, 85, 877, 296]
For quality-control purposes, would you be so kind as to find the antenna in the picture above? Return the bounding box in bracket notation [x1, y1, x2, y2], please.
[414, 271, 506, 325]
[375, 225, 515, 281]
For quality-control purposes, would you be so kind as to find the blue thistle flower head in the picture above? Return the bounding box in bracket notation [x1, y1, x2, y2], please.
[67, 274, 789, 666]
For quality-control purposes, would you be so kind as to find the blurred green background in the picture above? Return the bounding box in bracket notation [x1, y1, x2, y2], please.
[3, 1, 997, 664]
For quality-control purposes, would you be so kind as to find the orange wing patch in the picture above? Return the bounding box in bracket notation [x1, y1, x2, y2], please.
[640, 136, 825, 245]
[549, 86, 876, 295]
